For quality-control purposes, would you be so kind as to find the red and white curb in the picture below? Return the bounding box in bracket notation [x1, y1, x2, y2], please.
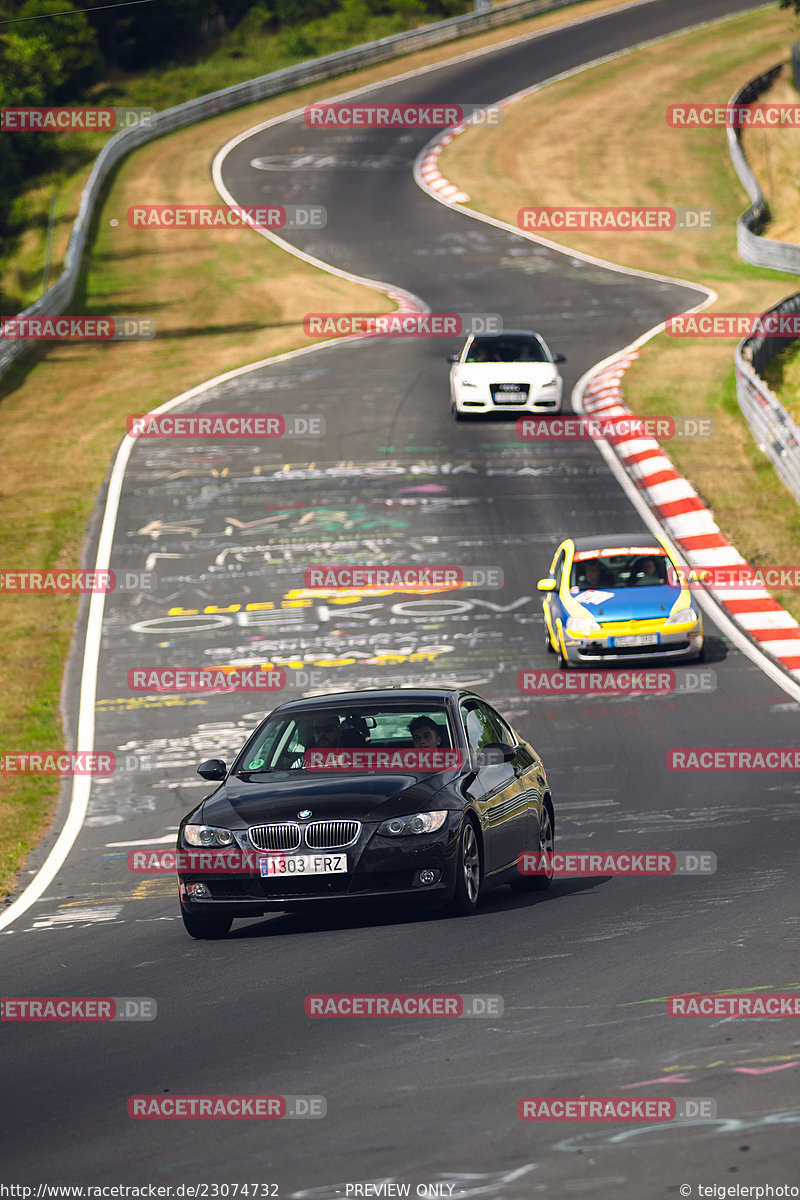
[417, 127, 471, 204]
[583, 353, 800, 678]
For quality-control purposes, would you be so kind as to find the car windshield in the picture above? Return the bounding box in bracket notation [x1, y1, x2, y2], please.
[570, 553, 681, 590]
[465, 335, 548, 364]
[234, 704, 454, 773]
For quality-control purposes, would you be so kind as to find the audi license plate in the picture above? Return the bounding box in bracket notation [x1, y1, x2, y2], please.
[496, 390, 526, 402]
[260, 853, 347, 877]
[612, 634, 659, 647]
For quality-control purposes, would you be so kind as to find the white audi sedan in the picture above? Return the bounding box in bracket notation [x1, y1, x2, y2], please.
[447, 329, 565, 419]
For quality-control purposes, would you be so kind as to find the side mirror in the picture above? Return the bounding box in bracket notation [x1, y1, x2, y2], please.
[446, 353, 460, 364]
[537, 578, 557, 592]
[197, 758, 227, 781]
[477, 742, 516, 766]
[553, 352, 566, 364]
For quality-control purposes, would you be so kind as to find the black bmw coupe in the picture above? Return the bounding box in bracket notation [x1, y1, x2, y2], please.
[177, 687, 555, 938]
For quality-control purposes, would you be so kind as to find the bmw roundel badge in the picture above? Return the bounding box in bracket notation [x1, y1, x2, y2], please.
[298, 809, 312, 819]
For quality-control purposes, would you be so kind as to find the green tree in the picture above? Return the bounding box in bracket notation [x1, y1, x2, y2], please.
[0, 31, 63, 240]
[16, 0, 103, 101]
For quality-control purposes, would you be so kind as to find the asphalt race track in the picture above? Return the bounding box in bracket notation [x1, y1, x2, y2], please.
[3, 1, 799, 1196]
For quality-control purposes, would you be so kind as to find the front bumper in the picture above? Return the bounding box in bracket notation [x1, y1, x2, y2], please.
[177, 817, 461, 915]
[560, 622, 704, 664]
[453, 383, 562, 414]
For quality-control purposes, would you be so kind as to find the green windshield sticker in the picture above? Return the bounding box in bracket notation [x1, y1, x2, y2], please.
[247, 757, 265, 770]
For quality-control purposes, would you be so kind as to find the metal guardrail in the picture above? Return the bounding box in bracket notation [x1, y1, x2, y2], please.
[727, 63, 800, 272]
[736, 306, 800, 506]
[0, 0, 585, 382]
[727, 60, 800, 505]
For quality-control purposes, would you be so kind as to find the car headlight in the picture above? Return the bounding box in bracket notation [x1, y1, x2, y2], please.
[184, 824, 235, 847]
[378, 810, 448, 836]
[459, 378, 478, 388]
[541, 378, 558, 387]
[665, 606, 698, 628]
[566, 614, 602, 636]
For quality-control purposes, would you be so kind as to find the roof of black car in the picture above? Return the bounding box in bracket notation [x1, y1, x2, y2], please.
[270, 686, 477, 714]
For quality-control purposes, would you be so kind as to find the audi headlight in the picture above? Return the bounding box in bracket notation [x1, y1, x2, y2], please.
[665, 606, 698, 628]
[378, 810, 448, 836]
[566, 614, 602, 636]
[541, 378, 557, 387]
[184, 824, 235, 847]
[460, 378, 478, 388]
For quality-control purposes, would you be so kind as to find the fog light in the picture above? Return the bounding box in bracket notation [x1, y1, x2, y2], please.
[187, 882, 211, 898]
[417, 869, 439, 885]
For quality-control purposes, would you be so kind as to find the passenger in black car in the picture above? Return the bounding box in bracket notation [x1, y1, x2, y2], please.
[408, 715, 444, 748]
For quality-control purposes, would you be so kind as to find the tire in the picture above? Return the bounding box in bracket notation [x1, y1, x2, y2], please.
[556, 626, 571, 669]
[512, 803, 555, 892]
[448, 818, 482, 915]
[181, 905, 232, 940]
[544, 623, 555, 653]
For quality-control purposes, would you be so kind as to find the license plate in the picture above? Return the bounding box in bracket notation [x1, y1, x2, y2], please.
[495, 391, 526, 402]
[612, 634, 659, 647]
[260, 853, 347, 877]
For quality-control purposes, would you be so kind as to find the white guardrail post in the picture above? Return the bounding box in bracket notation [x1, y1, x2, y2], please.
[727, 59, 800, 506]
[0, 0, 583, 382]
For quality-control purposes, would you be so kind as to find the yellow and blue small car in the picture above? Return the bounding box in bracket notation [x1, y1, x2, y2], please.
[538, 533, 704, 667]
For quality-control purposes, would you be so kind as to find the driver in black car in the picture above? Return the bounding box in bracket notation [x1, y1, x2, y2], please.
[310, 716, 342, 747]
